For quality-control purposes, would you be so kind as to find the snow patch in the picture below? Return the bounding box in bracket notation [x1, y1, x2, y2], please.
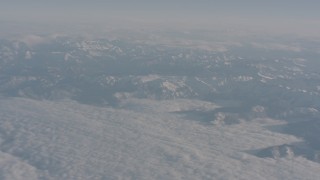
[162, 81, 178, 92]
[139, 74, 160, 83]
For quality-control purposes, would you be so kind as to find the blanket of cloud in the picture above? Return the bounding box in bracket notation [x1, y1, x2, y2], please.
[0, 97, 319, 180]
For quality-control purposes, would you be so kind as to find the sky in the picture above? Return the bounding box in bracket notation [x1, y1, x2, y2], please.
[0, 0, 320, 35]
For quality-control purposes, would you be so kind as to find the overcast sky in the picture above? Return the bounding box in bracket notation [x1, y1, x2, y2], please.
[1, 1, 319, 35]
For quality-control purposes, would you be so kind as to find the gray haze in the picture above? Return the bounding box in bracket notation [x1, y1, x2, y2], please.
[1, 1, 320, 36]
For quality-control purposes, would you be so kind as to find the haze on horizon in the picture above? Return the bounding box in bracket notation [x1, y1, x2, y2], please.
[1, 0, 320, 36]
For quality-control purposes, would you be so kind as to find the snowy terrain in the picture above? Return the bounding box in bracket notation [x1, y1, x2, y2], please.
[0, 32, 319, 179]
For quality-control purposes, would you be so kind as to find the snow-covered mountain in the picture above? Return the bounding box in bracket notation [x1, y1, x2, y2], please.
[0, 33, 319, 179]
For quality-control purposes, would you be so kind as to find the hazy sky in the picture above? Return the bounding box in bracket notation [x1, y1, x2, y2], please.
[1, 1, 319, 35]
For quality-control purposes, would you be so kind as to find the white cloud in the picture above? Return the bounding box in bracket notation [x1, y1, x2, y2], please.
[24, 51, 32, 59]
[20, 35, 47, 47]
[0, 151, 39, 180]
[251, 42, 302, 52]
[0, 97, 319, 179]
[64, 53, 72, 61]
[0, 46, 15, 61]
